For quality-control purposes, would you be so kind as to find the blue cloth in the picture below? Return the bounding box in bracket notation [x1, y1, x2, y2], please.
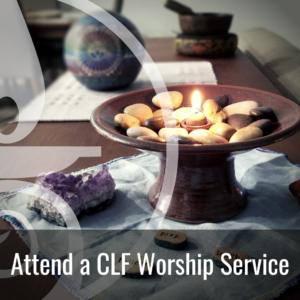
[1, 149, 300, 300]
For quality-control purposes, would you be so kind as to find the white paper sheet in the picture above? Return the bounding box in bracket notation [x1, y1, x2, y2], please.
[35, 61, 217, 121]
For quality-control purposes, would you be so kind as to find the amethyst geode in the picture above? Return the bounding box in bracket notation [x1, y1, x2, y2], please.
[27, 165, 115, 227]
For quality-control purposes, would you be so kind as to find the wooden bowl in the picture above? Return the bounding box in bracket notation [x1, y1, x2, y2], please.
[91, 85, 300, 223]
[179, 13, 233, 35]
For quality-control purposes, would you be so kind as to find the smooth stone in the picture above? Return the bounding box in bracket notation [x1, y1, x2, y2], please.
[248, 119, 273, 135]
[189, 129, 228, 145]
[115, 255, 150, 278]
[171, 107, 193, 122]
[186, 112, 207, 126]
[137, 136, 166, 143]
[202, 99, 221, 116]
[250, 107, 277, 121]
[143, 116, 179, 131]
[289, 180, 300, 205]
[127, 127, 158, 138]
[213, 247, 249, 268]
[154, 229, 187, 250]
[153, 109, 173, 118]
[152, 91, 183, 109]
[202, 99, 226, 124]
[223, 101, 259, 117]
[229, 127, 263, 143]
[158, 128, 188, 140]
[209, 123, 236, 140]
[227, 114, 256, 130]
[124, 103, 153, 123]
[209, 110, 227, 124]
[167, 134, 201, 145]
[114, 114, 141, 130]
[215, 95, 230, 108]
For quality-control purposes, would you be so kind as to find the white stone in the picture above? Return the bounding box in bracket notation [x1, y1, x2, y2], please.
[202, 99, 220, 115]
[229, 127, 263, 143]
[153, 109, 173, 117]
[171, 107, 193, 122]
[223, 101, 259, 117]
[158, 128, 188, 140]
[209, 123, 236, 140]
[124, 104, 153, 123]
[127, 127, 158, 138]
[189, 129, 228, 145]
[114, 114, 141, 130]
[152, 91, 183, 109]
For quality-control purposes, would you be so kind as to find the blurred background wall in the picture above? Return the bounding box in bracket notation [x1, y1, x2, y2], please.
[20, 0, 300, 48]
[90, 0, 300, 49]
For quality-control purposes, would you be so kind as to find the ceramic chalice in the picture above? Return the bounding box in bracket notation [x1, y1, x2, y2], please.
[91, 85, 300, 223]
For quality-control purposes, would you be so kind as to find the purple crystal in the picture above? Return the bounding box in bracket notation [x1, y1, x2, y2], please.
[27, 165, 115, 226]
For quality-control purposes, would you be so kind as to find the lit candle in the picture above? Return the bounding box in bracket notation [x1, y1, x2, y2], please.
[191, 90, 202, 112]
[186, 91, 207, 126]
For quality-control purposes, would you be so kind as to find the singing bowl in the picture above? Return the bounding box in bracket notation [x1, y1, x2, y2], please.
[179, 13, 233, 35]
[91, 85, 300, 223]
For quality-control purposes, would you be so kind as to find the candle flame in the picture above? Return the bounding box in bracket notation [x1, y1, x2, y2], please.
[192, 91, 202, 112]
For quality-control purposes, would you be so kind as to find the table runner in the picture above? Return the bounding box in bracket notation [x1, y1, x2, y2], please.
[1, 149, 300, 300]
[21, 61, 217, 122]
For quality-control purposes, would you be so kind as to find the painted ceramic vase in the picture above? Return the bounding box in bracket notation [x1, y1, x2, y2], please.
[64, 12, 144, 90]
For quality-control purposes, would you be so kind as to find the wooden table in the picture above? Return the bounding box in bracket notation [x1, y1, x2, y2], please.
[1, 38, 300, 299]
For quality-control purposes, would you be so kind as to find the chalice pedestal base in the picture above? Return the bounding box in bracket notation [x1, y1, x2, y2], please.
[147, 153, 247, 223]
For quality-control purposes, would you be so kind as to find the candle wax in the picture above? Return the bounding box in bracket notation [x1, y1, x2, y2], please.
[186, 112, 207, 126]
